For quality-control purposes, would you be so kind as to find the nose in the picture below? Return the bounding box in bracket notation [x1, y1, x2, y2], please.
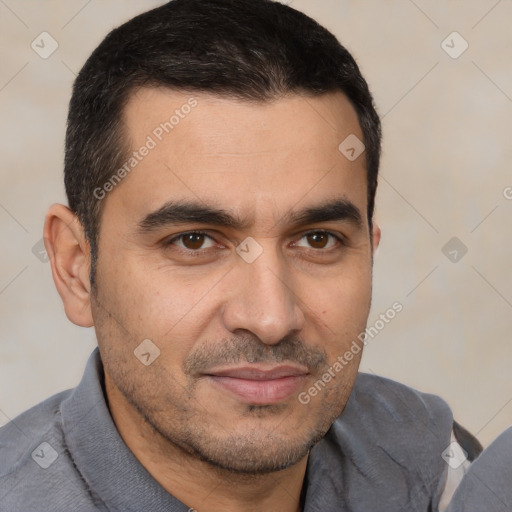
[221, 246, 306, 345]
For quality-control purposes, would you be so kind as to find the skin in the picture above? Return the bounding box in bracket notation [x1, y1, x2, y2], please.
[44, 89, 381, 512]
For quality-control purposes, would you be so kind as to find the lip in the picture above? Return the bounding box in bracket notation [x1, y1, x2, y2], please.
[205, 365, 308, 405]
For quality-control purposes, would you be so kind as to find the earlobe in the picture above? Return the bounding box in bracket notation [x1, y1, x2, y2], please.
[43, 204, 94, 327]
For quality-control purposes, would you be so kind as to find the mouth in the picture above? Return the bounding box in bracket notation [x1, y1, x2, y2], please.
[204, 365, 309, 405]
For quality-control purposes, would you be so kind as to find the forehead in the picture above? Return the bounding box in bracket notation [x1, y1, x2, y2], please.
[106, 87, 368, 231]
[123, 87, 362, 153]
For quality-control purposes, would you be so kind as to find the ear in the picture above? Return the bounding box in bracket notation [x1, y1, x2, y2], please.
[43, 204, 93, 327]
[371, 221, 381, 257]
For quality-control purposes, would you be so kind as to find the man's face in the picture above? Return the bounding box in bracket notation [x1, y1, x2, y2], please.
[91, 88, 378, 474]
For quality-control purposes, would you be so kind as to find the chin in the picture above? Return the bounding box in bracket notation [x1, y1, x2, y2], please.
[172, 420, 329, 475]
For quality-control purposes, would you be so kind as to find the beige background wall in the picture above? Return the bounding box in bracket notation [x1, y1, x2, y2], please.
[0, 0, 511, 447]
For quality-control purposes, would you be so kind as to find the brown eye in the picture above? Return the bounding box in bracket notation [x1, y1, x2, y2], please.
[306, 232, 329, 249]
[170, 232, 216, 251]
[295, 231, 340, 250]
[182, 233, 206, 250]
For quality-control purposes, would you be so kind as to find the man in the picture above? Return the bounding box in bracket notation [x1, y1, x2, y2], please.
[0, 1, 481, 510]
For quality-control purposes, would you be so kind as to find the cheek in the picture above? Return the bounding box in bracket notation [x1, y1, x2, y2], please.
[97, 249, 193, 329]
[308, 265, 372, 331]
[94, 251, 224, 369]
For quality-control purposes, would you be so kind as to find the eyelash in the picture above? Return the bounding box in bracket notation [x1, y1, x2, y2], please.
[166, 230, 346, 254]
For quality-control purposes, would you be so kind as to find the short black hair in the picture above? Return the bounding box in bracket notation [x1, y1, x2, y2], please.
[64, 0, 381, 282]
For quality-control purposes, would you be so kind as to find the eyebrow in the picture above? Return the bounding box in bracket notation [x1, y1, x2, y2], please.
[137, 198, 363, 233]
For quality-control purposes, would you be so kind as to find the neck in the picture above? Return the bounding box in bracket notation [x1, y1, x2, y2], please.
[105, 374, 307, 512]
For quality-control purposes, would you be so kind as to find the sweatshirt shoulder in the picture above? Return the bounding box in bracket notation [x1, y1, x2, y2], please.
[347, 371, 453, 427]
[307, 374, 455, 510]
[328, 371, 454, 474]
[0, 389, 71, 476]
